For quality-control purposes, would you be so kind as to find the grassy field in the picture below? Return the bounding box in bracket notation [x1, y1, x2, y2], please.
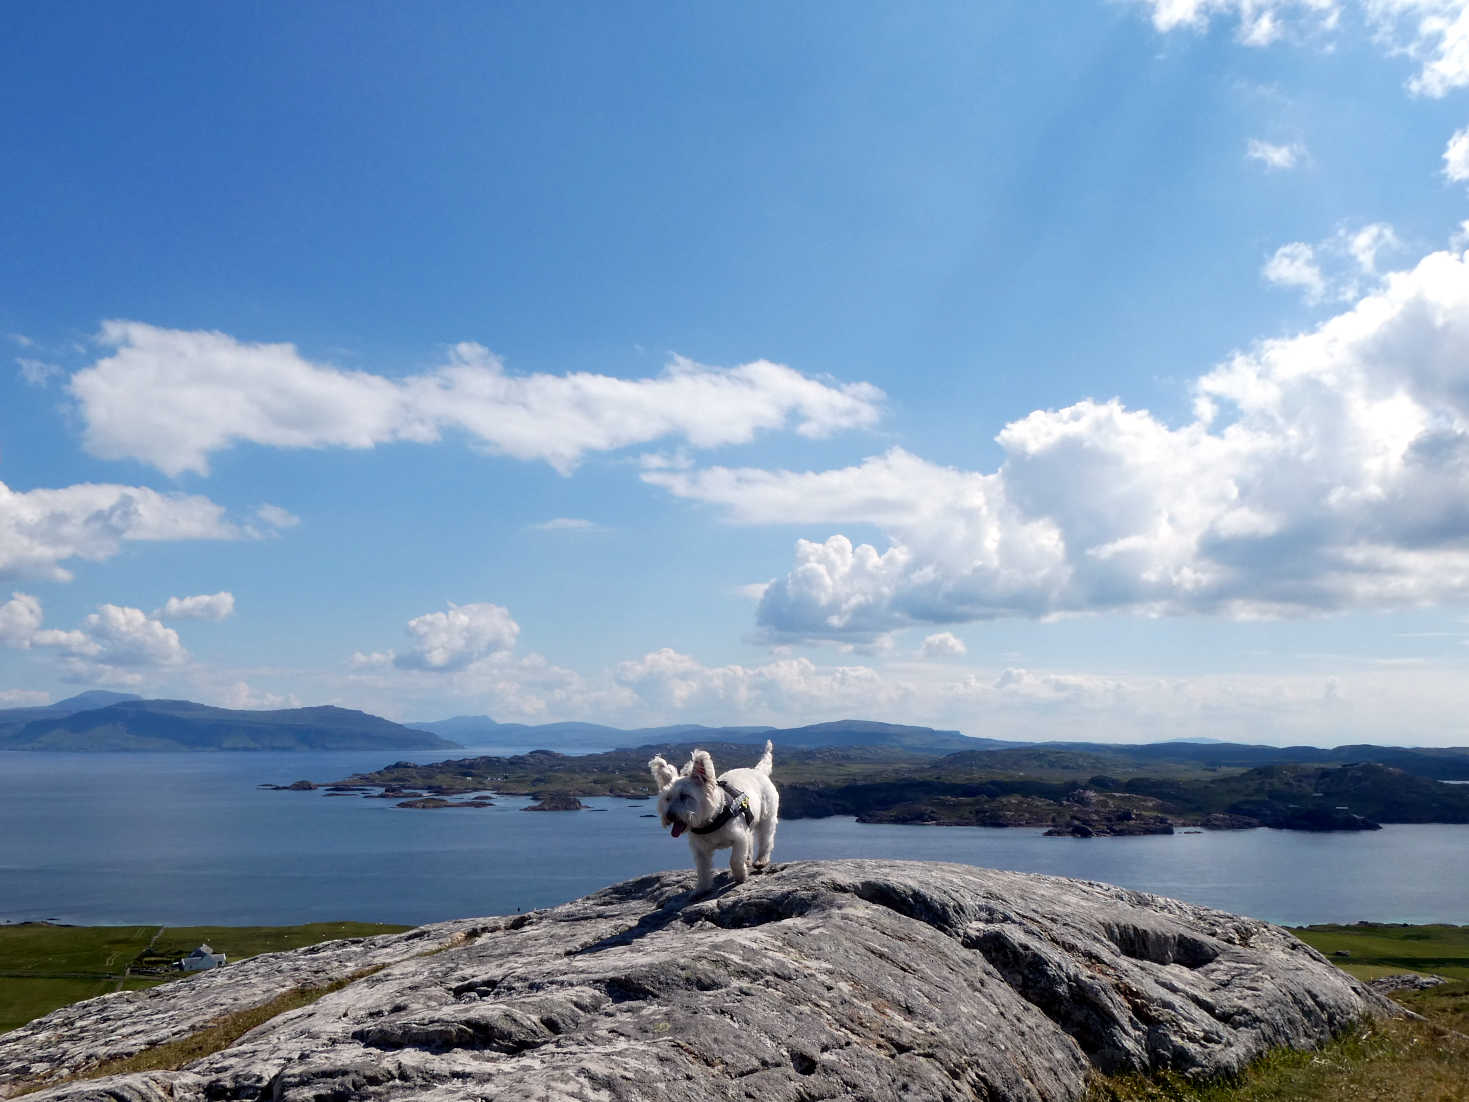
[1290, 922, 1469, 981]
[0, 921, 408, 1035]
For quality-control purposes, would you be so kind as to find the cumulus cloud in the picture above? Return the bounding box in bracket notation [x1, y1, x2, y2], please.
[0, 593, 44, 648]
[1246, 138, 1307, 169]
[3, 593, 189, 682]
[650, 246, 1469, 640]
[390, 602, 520, 672]
[18, 603, 190, 684]
[68, 322, 884, 477]
[0, 480, 287, 582]
[159, 592, 235, 621]
[921, 632, 968, 658]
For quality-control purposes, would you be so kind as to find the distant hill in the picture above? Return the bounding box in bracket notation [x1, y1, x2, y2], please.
[404, 715, 1469, 777]
[0, 690, 145, 738]
[0, 699, 457, 752]
[408, 715, 995, 755]
[1027, 739, 1469, 781]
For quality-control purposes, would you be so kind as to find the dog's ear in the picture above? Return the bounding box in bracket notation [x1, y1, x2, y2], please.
[679, 757, 695, 776]
[648, 756, 677, 790]
[689, 749, 716, 789]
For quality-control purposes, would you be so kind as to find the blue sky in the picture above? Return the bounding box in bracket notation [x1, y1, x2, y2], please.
[6, 1, 1469, 744]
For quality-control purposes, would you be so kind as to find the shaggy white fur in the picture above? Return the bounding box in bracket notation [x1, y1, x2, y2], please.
[648, 740, 779, 893]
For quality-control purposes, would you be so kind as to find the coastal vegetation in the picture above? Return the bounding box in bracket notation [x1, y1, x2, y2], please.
[1090, 922, 1469, 1101]
[0, 921, 407, 1034]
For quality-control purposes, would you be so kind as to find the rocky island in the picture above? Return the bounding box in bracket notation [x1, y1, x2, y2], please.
[320, 743, 1469, 833]
[0, 860, 1394, 1101]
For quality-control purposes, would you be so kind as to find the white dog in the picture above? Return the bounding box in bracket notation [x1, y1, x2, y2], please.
[649, 741, 779, 893]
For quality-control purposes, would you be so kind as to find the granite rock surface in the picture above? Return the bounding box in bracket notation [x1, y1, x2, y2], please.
[0, 860, 1394, 1102]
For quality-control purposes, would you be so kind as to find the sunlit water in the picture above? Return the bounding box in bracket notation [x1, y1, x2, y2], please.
[1, 749, 1465, 927]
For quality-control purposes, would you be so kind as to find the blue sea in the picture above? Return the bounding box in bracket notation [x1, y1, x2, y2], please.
[2, 748, 1466, 928]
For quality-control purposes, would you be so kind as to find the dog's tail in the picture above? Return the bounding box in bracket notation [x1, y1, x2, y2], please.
[754, 739, 774, 776]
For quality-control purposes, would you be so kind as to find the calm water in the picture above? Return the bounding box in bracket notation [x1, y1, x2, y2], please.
[1, 750, 1466, 928]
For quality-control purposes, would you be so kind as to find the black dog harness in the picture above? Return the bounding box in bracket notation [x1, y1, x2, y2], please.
[691, 780, 754, 835]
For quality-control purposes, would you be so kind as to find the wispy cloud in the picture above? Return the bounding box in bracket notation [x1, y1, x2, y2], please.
[16, 358, 61, 387]
[0, 480, 290, 583]
[1261, 222, 1401, 304]
[158, 592, 235, 621]
[1246, 138, 1307, 170]
[68, 323, 884, 477]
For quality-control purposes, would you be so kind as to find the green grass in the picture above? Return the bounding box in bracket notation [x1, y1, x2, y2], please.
[9, 967, 385, 1098]
[0, 924, 158, 977]
[1089, 928, 1469, 1102]
[0, 921, 407, 1036]
[0, 979, 119, 1035]
[1087, 1002, 1469, 1102]
[1290, 923, 1469, 981]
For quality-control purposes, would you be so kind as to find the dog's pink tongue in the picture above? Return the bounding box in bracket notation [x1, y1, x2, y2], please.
[671, 822, 686, 838]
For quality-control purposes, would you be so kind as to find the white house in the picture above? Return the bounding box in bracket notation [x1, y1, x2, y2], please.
[178, 944, 227, 971]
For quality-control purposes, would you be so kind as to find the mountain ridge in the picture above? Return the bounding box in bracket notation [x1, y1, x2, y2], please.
[0, 699, 456, 752]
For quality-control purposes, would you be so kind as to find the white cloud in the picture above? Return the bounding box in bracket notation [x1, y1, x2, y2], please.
[1345, 222, 1401, 273]
[219, 681, 300, 710]
[1367, 0, 1469, 97]
[1262, 242, 1327, 302]
[16, 358, 61, 387]
[392, 602, 520, 672]
[33, 604, 188, 681]
[612, 647, 905, 717]
[348, 650, 395, 670]
[0, 689, 49, 707]
[159, 592, 235, 621]
[0, 480, 280, 582]
[1262, 223, 1401, 304]
[1137, 2, 1469, 97]
[0, 593, 44, 648]
[68, 322, 884, 477]
[255, 504, 300, 530]
[921, 631, 968, 658]
[1246, 138, 1307, 169]
[1444, 124, 1469, 181]
[1135, 0, 1341, 44]
[651, 245, 1469, 640]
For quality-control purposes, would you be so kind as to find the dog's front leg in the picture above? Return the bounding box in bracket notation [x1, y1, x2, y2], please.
[729, 832, 750, 883]
[692, 844, 715, 893]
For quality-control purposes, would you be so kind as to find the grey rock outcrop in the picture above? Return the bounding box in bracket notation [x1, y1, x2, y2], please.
[1369, 972, 1450, 993]
[0, 860, 1394, 1102]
